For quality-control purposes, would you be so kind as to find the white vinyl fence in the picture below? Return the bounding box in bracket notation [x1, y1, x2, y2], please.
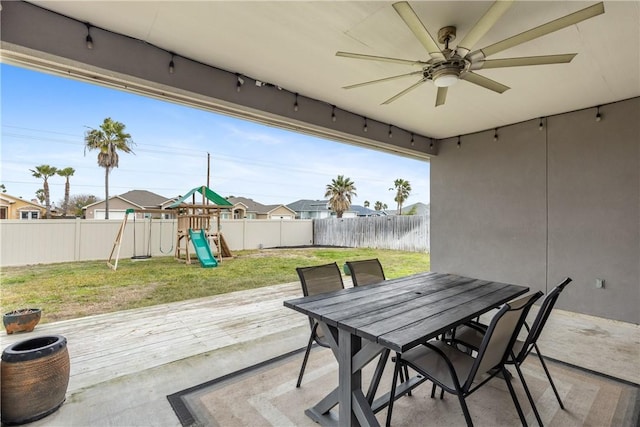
[314, 215, 429, 252]
[0, 219, 313, 267]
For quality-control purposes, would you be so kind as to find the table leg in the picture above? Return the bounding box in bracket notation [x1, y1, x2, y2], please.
[367, 349, 390, 404]
[338, 328, 381, 427]
[305, 323, 383, 427]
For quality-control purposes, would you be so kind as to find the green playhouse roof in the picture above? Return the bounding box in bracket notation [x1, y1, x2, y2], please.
[169, 186, 233, 208]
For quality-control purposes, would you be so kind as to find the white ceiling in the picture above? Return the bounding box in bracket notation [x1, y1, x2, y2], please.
[28, 1, 640, 139]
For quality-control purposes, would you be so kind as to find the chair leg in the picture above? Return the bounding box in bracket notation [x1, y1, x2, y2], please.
[533, 344, 564, 409]
[457, 394, 474, 427]
[514, 363, 544, 427]
[403, 363, 412, 397]
[503, 367, 528, 427]
[430, 383, 445, 399]
[296, 333, 315, 388]
[385, 359, 402, 427]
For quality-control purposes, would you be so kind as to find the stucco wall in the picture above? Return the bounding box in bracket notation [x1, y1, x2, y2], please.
[431, 98, 640, 324]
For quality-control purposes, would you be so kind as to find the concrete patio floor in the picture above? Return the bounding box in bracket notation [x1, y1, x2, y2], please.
[1, 279, 638, 426]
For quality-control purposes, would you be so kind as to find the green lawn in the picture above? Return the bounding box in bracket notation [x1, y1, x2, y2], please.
[1, 247, 430, 323]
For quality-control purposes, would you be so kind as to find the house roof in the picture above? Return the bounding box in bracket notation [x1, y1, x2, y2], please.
[82, 190, 170, 210]
[0, 193, 44, 209]
[349, 205, 377, 216]
[227, 197, 269, 213]
[228, 197, 297, 215]
[287, 199, 330, 212]
[118, 190, 170, 208]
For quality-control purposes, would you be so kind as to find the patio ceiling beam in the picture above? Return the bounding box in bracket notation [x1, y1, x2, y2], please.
[0, 1, 438, 159]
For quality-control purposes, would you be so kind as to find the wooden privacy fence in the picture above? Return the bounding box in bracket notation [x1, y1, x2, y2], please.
[313, 215, 429, 252]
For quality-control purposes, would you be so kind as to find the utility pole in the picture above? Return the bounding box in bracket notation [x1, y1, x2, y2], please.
[207, 152, 211, 189]
[206, 152, 210, 205]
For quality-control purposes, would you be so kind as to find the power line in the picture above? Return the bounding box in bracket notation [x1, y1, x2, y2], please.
[3, 130, 396, 184]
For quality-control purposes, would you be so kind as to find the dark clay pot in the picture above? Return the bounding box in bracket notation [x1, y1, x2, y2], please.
[3, 308, 42, 334]
[1, 335, 70, 425]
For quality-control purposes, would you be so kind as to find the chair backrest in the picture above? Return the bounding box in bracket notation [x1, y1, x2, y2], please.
[296, 263, 345, 344]
[296, 262, 345, 297]
[515, 277, 572, 361]
[466, 291, 543, 390]
[346, 259, 385, 287]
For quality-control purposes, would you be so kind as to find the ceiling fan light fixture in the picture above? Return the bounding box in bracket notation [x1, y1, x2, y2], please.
[433, 72, 459, 87]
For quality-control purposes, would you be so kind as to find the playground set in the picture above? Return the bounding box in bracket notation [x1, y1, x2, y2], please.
[107, 186, 233, 270]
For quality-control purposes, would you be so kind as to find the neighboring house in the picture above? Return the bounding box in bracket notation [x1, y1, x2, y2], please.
[83, 190, 174, 220]
[225, 197, 296, 220]
[0, 193, 46, 220]
[287, 199, 358, 219]
[287, 199, 331, 219]
[349, 205, 378, 217]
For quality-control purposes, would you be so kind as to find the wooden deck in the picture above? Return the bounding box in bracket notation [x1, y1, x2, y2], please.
[0, 281, 308, 394]
[1, 279, 638, 426]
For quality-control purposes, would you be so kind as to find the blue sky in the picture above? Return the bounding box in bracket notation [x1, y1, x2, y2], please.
[1, 63, 430, 209]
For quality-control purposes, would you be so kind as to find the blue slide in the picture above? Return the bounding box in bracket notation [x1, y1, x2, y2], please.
[188, 229, 218, 268]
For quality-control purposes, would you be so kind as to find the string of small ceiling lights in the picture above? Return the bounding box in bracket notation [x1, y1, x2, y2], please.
[82, 22, 605, 152]
[457, 105, 605, 148]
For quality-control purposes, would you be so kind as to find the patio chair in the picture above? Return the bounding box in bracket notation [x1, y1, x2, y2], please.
[346, 258, 385, 287]
[386, 291, 543, 427]
[451, 277, 572, 426]
[295, 262, 345, 388]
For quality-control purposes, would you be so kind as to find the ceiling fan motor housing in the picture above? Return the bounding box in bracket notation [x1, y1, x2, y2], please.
[425, 58, 466, 86]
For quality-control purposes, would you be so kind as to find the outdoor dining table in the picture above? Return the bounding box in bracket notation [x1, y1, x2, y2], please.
[284, 271, 529, 427]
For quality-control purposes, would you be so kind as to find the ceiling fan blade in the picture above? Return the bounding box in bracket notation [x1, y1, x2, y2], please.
[456, 0, 514, 57]
[435, 87, 448, 107]
[392, 2, 445, 61]
[460, 72, 510, 93]
[473, 53, 577, 70]
[343, 71, 424, 89]
[476, 2, 604, 58]
[382, 78, 427, 104]
[336, 51, 428, 66]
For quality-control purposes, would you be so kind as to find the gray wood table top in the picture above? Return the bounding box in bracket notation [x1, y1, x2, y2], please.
[285, 271, 529, 353]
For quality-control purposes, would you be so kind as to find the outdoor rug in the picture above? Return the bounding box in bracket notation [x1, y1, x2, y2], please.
[168, 346, 639, 427]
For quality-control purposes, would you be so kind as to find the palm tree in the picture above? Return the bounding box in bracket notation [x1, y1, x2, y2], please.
[30, 165, 58, 218]
[57, 167, 75, 217]
[390, 178, 412, 215]
[84, 118, 134, 219]
[374, 201, 388, 211]
[324, 175, 357, 218]
[364, 200, 370, 208]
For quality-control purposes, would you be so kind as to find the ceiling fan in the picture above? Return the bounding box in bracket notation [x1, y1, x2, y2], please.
[336, 1, 605, 107]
